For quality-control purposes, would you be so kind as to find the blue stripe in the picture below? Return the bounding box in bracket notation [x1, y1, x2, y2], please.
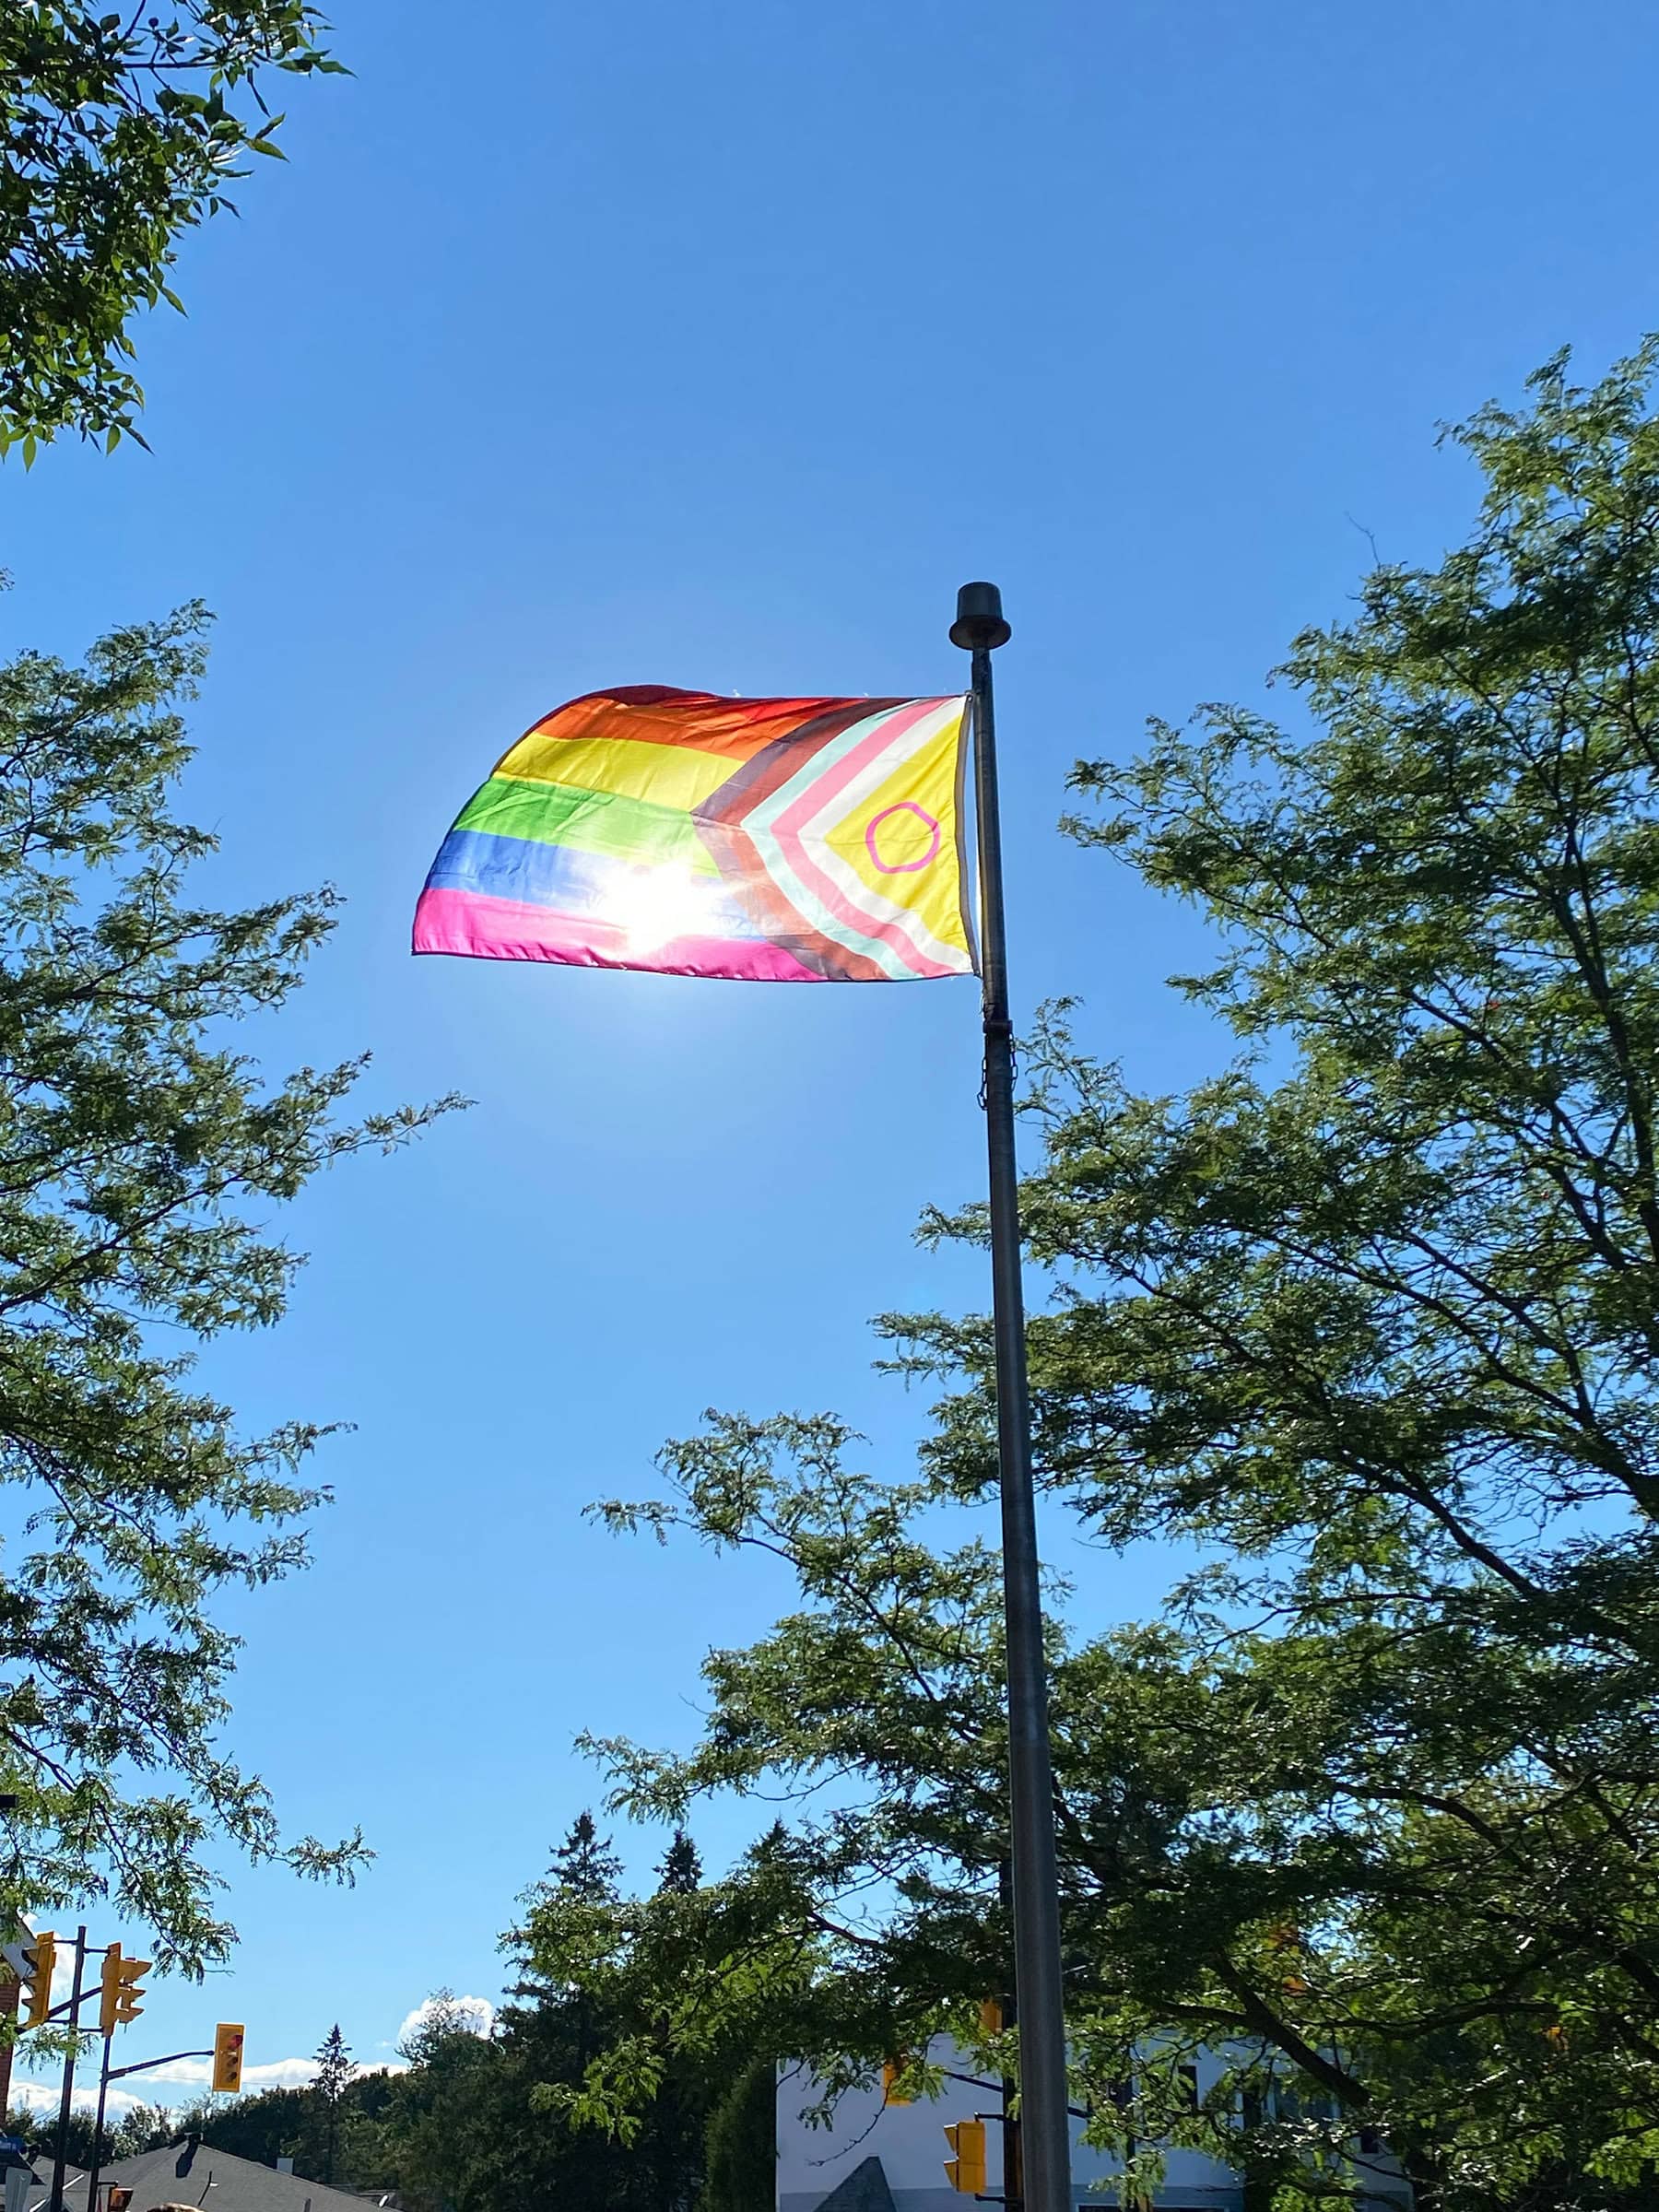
[423, 829, 767, 938]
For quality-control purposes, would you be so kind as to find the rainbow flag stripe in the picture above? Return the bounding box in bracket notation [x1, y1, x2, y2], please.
[414, 687, 976, 983]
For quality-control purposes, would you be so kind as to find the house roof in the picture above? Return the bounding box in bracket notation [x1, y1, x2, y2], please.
[813, 2159, 896, 2212]
[52, 2143, 387, 2212]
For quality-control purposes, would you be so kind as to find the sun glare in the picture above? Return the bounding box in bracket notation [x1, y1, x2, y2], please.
[602, 866, 716, 953]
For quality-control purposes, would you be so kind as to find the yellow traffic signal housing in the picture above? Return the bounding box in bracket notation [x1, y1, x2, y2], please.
[22, 1931, 55, 2028]
[978, 1997, 1004, 2037]
[881, 2058, 912, 2106]
[944, 2118, 987, 2194]
[100, 1946, 149, 2033]
[212, 2022, 245, 2094]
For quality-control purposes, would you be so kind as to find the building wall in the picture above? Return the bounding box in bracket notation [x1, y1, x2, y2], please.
[776, 2042, 1243, 2212]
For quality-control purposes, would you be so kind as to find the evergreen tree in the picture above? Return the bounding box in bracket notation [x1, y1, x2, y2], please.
[312, 2023, 356, 2184]
[656, 1830, 702, 1895]
[646, 1830, 708, 2208]
[556, 1811, 623, 1901]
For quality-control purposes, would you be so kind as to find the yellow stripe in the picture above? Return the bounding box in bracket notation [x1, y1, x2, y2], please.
[498, 733, 737, 811]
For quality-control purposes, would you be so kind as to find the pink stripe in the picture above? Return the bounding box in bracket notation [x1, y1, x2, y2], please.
[771, 700, 957, 977]
[413, 886, 827, 982]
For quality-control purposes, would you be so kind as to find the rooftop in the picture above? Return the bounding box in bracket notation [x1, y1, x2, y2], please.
[52, 2144, 387, 2212]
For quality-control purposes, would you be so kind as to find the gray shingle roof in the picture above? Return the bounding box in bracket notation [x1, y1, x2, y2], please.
[52, 2143, 386, 2212]
[814, 2157, 896, 2212]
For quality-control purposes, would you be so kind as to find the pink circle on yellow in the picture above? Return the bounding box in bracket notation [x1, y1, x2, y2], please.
[865, 801, 941, 874]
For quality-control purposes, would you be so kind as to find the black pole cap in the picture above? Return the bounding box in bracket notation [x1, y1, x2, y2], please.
[949, 580, 1011, 652]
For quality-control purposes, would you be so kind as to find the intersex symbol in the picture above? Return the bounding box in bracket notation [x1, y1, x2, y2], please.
[865, 801, 941, 875]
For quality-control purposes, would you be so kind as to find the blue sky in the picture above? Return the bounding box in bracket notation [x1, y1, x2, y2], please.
[5, 0, 1659, 2112]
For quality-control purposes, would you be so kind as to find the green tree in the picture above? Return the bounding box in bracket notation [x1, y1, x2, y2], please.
[377, 1978, 653, 2212]
[522, 339, 1659, 2212]
[512, 1812, 622, 2070]
[556, 1812, 624, 1905]
[112, 2102, 177, 2156]
[194, 2083, 310, 2169]
[312, 2023, 355, 2183]
[656, 1830, 702, 1897]
[6, 2102, 114, 2168]
[700, 2056, 775, 2212]
[195, 2068, 399, 2186]
[650, 1830, 709, 2209]
[376, 1835, 717, 2212]
[0, 0, 345, 457]
[0, 604, 452, 1972]
[375, 2001, 503, 2212]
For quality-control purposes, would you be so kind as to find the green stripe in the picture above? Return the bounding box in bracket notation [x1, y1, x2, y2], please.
[454, 777, 719, 876]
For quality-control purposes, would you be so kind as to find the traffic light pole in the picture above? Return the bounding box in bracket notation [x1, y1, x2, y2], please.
[84, 2030, 114, 2212]
[953, 582, 1071, 2212]
[48, 1928, 88, 2212]
[105, 2048, 213, 2083]
[81, 2042, 218, 2212]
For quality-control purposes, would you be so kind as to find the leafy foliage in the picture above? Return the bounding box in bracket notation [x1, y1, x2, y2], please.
[0, 602, 454, 1971]
[520, 340, 1659, 2212]
[371, 1825, 714, 2212]
[184, 2065, 398, 2183]
[700, 2055, 777, 2212]
[0, 0, 346, 456]
[2, 2094, 181, 2168]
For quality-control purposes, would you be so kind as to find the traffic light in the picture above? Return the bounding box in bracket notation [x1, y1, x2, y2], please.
[99, 1946, 148, 2034]
[944, 2118, 987, 2194]
[880, 2058, 912, 2106]
[212, 2022, 245, 2095]
[22, 1932, 54, 2028]
[978, 1997, 1004, 2037]
[109, 2190, 133, 2211]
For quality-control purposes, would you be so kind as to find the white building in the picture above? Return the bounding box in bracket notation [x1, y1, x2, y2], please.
[777, 2041, 1409, 2212]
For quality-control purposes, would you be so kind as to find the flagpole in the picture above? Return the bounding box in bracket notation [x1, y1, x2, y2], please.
[951, 581, 1071, 2212]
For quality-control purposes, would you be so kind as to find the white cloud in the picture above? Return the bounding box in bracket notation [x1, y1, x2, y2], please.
[7, 2079, 65, 2112]
[123, 2056, 317, 2091]
[8, 2078, 151, 2122]
[395, 1994, 495, 2045]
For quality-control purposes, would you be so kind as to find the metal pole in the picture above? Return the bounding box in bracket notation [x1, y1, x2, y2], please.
[49, 1927, 86, 2212]
[951, 581, 1071, 2212]
[999, 1856, 1023, 2212]
[84, 2025, 113, 2212]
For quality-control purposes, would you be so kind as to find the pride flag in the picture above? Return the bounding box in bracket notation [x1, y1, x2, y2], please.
[413, 688, 976, 983]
